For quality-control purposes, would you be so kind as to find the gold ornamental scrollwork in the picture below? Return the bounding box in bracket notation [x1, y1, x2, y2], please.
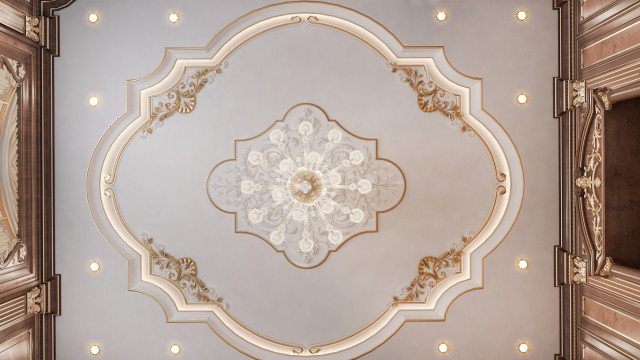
[141, 235, 226, 307]
[394, 235, 472, 303]
[26, 285, 45, 315]
[575, 106, 603, 260]
[392, 65, 474, 136]
[141, 65, 223, 137]
[25, 15, 45, 46]
[571, 80, 586, 108]
[570, 255, 587, 284]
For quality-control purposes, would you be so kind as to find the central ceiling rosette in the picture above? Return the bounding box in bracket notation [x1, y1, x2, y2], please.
[207, 104, 405, 268]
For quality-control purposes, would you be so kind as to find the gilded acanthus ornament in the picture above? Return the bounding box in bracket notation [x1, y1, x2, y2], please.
[141, 65, 223, 137]
[26, 285, 45, 315]
[597, 89, 612, 110]
[570, 255, 586, 284]
[394, 235, 472, 303]
[599, 256, 613, 277]
[392, 65, 473, 135]
[571, 80, 585, 108]
[576, 107, 603, 259]
[25, 15, 45, 46]
[141, 235, 225, 306]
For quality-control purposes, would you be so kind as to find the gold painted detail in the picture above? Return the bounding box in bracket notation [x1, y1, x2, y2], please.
[599, 256, 613, 277]
[25, 15, 45, 46]
[394, 234, 472, 303]
[289, 171, 323, 203]
[392, 65, 473, 136]
[570, 255, 587, 284]
[141, 235, 226, 307]
[576, 107, 603, 259]
[26, 285, 45, 315]
[142, 65, 223, 137]
[597, 89, 612, 110]
[571, 80, 586, 108]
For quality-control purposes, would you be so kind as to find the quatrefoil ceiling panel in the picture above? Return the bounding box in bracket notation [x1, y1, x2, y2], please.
[87, 3, 523, 359]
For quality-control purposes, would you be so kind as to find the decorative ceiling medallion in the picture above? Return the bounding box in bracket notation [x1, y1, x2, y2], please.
[207, 104, 405, 268]
[87, 3, 523, 359]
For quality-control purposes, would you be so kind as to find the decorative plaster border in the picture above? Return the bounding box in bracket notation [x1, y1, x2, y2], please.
[87, 3, 523, 359]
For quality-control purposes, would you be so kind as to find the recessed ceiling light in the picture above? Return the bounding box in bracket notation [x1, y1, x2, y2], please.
[518, 259, 528, 270]
[88, 13, 99, 23]
[517, 94, 528, 104]
[170, 344, 181, 355]
[436, 11, 447, 22]
[516, 10, 528, 21]
[89, 261, 100, 272]
[518, 343, 529, 353]
[169, 13, 179, 23]
[438, 343, 448, 353]
[90, 345, 100, 355]
[89, 96, 99, 107]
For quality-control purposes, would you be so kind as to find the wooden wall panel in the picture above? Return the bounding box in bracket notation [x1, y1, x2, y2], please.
[581, 21, 640, 68]
[583, 297, 640, 343]
[582, 0, 617, 20]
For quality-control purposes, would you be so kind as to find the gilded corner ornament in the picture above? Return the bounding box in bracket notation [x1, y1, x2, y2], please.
[141, 235, 225, 307]
[597, 89, 612, 110]
[391, 65, 474, 136]
[394, 234, 473, 303]
[141, 65, 223, 137]
[599, 257, 613, 277]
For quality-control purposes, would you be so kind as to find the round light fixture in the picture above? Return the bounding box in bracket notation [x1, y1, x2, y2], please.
[518, 259, 528, 270]
[436, 11, 447, 22]
[517, 94, 528, 104]
[438, 343, 449, 353]
[169, 13, 179, 23]
[89, 261, 100, 272]
[516, 10, 528, 21]
[518, 343, 529, 353]
[88, 13, 99, 23]
[170, 344, 181, 355]
[89, 96, 99, 107]
[89, 345, 100, 355]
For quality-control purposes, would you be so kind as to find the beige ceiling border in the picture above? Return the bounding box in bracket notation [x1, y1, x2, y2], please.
[87, 2, 523, 359]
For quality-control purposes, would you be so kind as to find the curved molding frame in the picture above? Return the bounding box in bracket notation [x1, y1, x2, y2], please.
[87, 3, 524, 359]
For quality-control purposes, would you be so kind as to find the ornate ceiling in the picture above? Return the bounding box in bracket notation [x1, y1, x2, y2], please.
[56, 0, 560, 359]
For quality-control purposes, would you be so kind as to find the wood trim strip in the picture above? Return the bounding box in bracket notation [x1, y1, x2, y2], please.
[583, 296, 640, 343]
[583, 344, 613, 360]
[0, 296, 24, 330]
[0, 1, 25, 34]
[582, 0, 618, 21]
[589, 277, 640, 303]
[582, 19, 640, 68]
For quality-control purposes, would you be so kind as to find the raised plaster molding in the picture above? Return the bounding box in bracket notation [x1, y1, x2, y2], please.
[87, 3, 523, 359]
[207, 104, 405, 268]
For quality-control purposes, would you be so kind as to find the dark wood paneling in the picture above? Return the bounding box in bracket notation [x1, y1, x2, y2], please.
[583, 297, 640, 343]
[582, 20, 640, 68]
[583, 345, 611, 360]
[603, 96, 640, 269]
[582, 0, 617, 20]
